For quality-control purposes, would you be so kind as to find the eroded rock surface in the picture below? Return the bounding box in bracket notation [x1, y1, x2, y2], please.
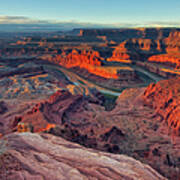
[0, 58, 70, 99]
[0, 132, 167, 180]
[143, 77, 180, 135]
[1, 79, 180, 179]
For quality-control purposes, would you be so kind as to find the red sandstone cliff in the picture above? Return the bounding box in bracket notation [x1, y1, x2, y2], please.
[55, 49, 102, 68]
[143, 77, 180, 136]
[42, 50, 122, 79]
[1, 28, 180, 77]
[148, 54, 180, 68]
[147, 31, 180, 67]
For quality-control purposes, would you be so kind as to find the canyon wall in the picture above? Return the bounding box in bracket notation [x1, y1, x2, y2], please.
[143, 77, 180, 136]
[1, 28, 180, 79]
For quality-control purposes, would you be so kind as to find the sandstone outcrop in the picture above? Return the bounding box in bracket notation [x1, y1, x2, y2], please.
[43, 50, 124, 79]
[143, 77, 180, 135]
[1, 28, 180, 81]
[0, 59, 69, 99]
[107, 41, 131, 62]
[2, 81, 180, 179]
[9, 90, 104, 133]
[78, 28, 180, 42]
[148, 54, 180, 68]
[55, 49, 102, 68]
[0, 132, 167, 180]
[164, 31, 180, 53]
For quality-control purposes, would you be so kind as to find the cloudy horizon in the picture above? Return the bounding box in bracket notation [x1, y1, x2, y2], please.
[0, 15, 179, 32]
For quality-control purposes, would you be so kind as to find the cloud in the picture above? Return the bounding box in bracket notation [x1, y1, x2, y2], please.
[0, 16, 49, 24]
[145, 21, 180, 27]
[111, 21, 180, 28]
[0, 15, 179, 32]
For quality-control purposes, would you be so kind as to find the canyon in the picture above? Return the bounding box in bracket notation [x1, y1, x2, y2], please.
[0, 28, 180, 179]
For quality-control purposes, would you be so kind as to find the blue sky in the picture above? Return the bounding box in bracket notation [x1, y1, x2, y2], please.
[0, 0, 180, 26]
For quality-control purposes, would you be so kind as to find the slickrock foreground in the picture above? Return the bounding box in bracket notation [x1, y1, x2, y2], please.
[0, 132, 166, 180]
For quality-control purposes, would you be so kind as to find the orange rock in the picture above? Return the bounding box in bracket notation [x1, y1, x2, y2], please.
[143, 77, 180, 135]
[37, 124, 56, 132]
[148, 54, 180, 67]
[47, 49, 122, 79]
[17, 122, 34, 133]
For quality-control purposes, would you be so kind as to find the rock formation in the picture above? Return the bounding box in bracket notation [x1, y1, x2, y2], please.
[2, 28, 180, 80]
[148, 54, 180, 68]
[0, 132, 167, 180]
[0, 57, 73, 100]
[43, 49, 123, 79]
[143, 77, 180, 135]
[1, 79, 180, 179]
[1, 28, 180, 179]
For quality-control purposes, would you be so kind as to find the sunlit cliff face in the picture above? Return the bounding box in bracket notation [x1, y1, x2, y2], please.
[43, 49, 121, 79]
[143, 77, 180, 136]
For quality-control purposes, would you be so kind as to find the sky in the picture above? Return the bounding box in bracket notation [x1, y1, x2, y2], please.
[0, 0, 180, 28]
